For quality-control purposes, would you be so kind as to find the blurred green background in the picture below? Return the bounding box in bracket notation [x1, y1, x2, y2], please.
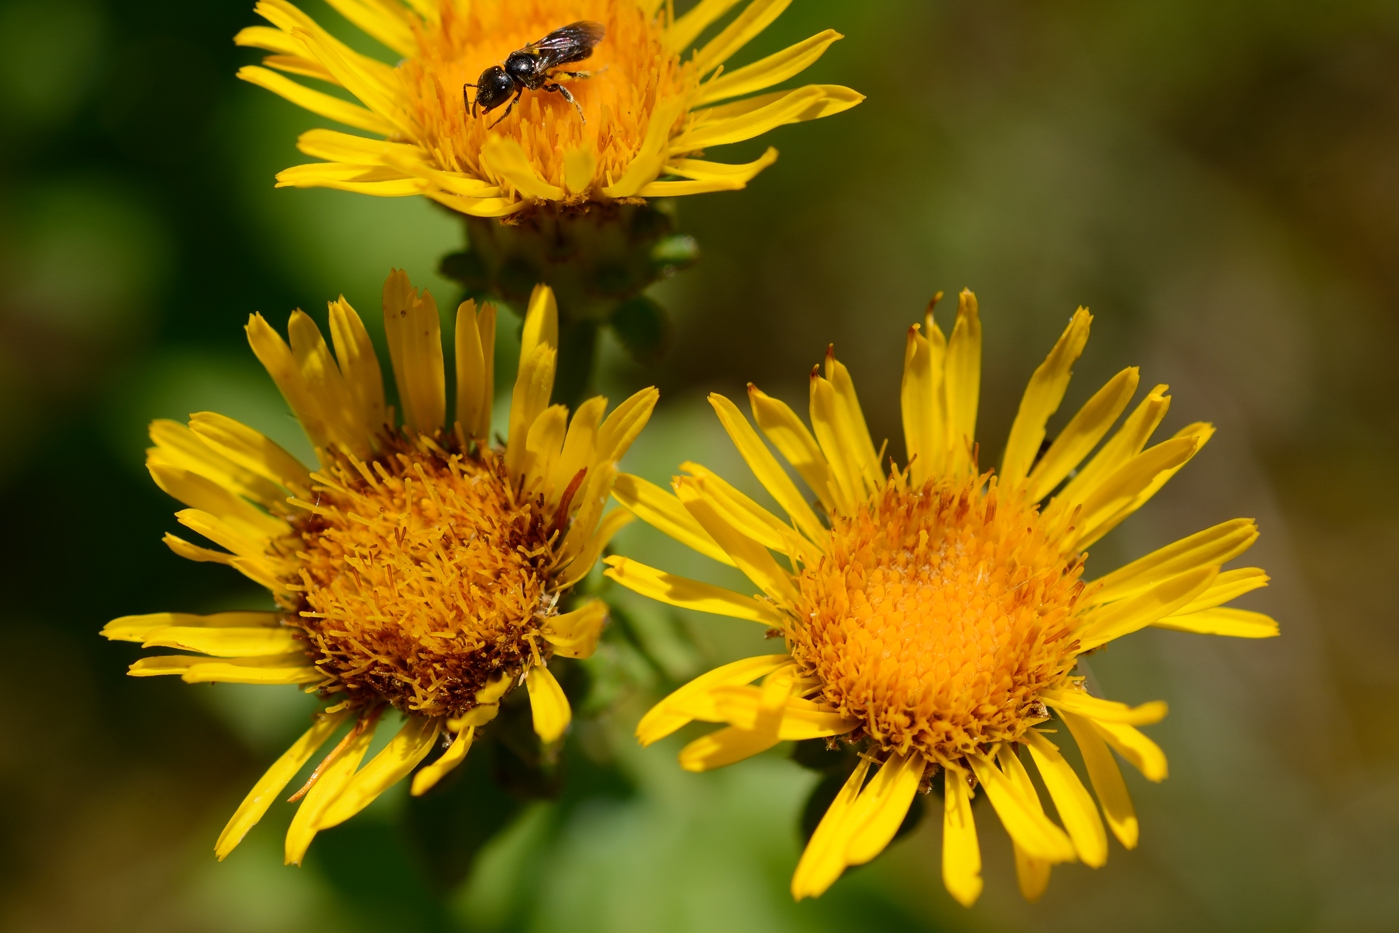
[2, 1, 1397, 930]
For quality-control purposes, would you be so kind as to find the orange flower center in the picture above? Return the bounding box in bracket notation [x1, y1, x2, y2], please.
[790, 474, 1086, 762]
[278, 434, 558, 718]
[402, 0, 694, 194]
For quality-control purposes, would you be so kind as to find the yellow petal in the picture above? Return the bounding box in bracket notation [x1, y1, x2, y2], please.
[550, 396, 607, 512]
[612, 472, 735, 567]
[698, 30, 843, 104]
[285, 710, 380, 866]
[647, 147, 778, 190]
[147, 461, 288, 541]
[453, 298, 487, 438]
[520, 284, 559, 365]
[275, 162, 423, 197]
[245, 312, 332, 456]
[1042, 689, 1168, 726]
[1090, 518, 1259, 606]
[381, 269, 445, 434]
[705, 391, 822, 539]
[411, 725, 474, 796]
[1153, 607, 1279, 638]
[505, 345, 557, 480]
[237, 65, 393, 134]
[526, 665, 571, 743]
[1057, 383, 1171, 505]
[808, 374, 864, 512]
[601, 99, 686, 198]
[1060, 710, 1138, 849]
[672, 85, 862, 152]
[481, 136, 565, 200]
[1014, 845, 1052, 903]
[235, 25, 304, 56]
[677, 725, 781, 772]
[522, 404, 568, 498]
[603, 556, 785, 627]
[1073, 426, 1214, 549]
[129, 654, 318, 685]
[943, 290, 982, 476]
[174, 508, 271, 561]
[102, 610, 278, 643]
[941, 764, 983, 907]
[1024, 730, 1109, 868]
[595, 386, 660, 465]
[424, 189, 529, 218]
[476, 303, 497, 429]
[553, 463, 616, 570]
[318, 715, 441, 829]
[1077, 566, 1218, 651]
[1000, 308, 1092, 488]
[141, 625, 301, 658]
[216, 709, 352, 860]
[791, 757, 871, 900]
[161, 533, 286, 592]
[680, 461, 820, 565]
[901, 323, 937, 488]
[295, 127, 424, 166]
[675, 477, 802, 608]
[188, 411, 312, 494]
[553, 507, 633, 590]
[541, 600, 608, 659]
[822, 350, 884, 496]
[842, 751, 925, 865]
[1091, 720, 1168, 782]
[327, 295, 387, 438]
[635, 654, 790, 745]
[708, 687, 856, 739]
[667, 0, 744, 52]
[321, 0, 415, 57]
[1169, 567, 1269, 615]
[968, 753, 1075, 863]
[692, 0, 791, 73]
[286, 309, 368, 456]
[148, 419, 283, 508]
[748, 384, 838, 514]
[563, 146, 597, 196]
[1024, 366, 1139, 503]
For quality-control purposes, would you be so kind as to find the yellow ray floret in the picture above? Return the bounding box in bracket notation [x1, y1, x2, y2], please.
[607, 291, 1276, 904]
[105, 269, 656, 863]
[236, 0, 862, 215]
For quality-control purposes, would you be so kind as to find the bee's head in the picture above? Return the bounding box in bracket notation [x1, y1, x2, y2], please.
[472, 66, 514, 113]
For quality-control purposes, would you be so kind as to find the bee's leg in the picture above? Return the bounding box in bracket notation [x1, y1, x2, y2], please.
[486, 89, 522, 129]
[544, 83, 586, 123]
[462, 82, 477, 117]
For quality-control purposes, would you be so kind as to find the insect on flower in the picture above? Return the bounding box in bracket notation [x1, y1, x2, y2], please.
[465, 21, 606, 128]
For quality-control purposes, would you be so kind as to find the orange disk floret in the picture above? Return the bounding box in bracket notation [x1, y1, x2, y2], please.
[279, 433, 558, 719]
[406, 0, 694, 195]
[790, 472, 1086, 763]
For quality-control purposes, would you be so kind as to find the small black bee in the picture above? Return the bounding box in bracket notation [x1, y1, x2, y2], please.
[464, 21, 606, 128]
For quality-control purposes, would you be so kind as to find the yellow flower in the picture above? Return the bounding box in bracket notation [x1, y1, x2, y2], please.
[104, 270, 656, 864]
[604, 291, 1278, 905]
[236, 0, 862, 216]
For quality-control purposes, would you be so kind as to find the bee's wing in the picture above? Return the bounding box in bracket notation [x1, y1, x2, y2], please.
[528, 21, 606, 68]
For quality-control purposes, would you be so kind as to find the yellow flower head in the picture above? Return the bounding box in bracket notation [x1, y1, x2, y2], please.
[605, 291, 1277, 905]
[104, 271, 656, 865]
[236, 0, 862, 216]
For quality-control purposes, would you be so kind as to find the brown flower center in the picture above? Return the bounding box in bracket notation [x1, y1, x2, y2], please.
[277, 434, 558, 718]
